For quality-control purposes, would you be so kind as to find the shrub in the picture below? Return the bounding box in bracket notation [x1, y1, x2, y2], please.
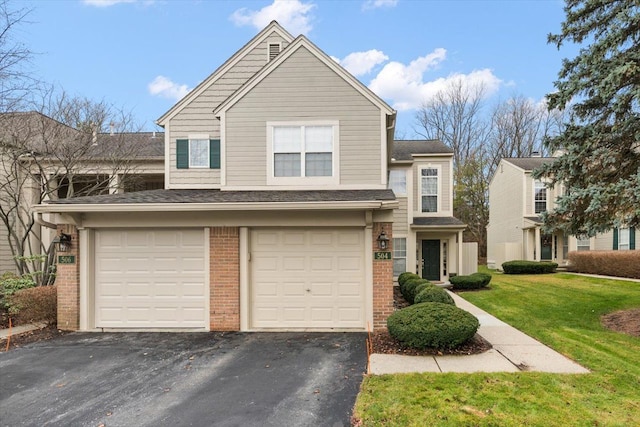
[471, 272, 492, 287]
[0, 272, 37, 311]
[401, 278, 430, 303]
[414, 286, 455, 305]
[387, 302, 480, 349]
[568, 250, 640, 279]
[450, 274, 484, 290]
[398, 272, 419, 287]
[407, 282, 432, 305]
[502, 260, 558, 274]
[7, 285, 57, 325]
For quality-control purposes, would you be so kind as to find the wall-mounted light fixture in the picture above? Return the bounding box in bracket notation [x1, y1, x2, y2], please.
[53, 233, 72, 252]
[377, 229, 390, 250]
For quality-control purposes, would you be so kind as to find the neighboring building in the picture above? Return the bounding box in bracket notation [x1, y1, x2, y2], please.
[487, 156, 638, 269]
[388, 140, 468, 282]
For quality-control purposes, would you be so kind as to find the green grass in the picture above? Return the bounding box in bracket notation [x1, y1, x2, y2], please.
[353, 270, 640, 426]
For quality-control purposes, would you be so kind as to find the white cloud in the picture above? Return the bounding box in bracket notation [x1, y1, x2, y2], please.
[362, 0, 398, 10]
[368, 49, 501, 111]
[83, 0, 135, 7]
[334, 49, 389, 77]
[230, 0, 316, 35]
[148, 76, 190, 101]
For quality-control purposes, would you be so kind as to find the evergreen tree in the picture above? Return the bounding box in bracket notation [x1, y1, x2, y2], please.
[534, 0, 640, 236]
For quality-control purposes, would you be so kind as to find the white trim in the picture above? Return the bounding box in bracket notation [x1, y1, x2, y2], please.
[79, 228, 90, 330]
[380, 111, 387, 186]
[164, 123, 171, 189]
[239, 227, 249, 331]
[204, 227, 211, 332]
[188, 137, 210, 169]
[533, 179, 547, 214]
[266, 121, 340, 186]
[267, 40, 282, 61]
[220, 112, 226, 186]
[365, 221, 374, 331]
[416, 164, 442, 216]
[169, 183, 222, 190]
[392, 235, 408, 278]
[221, 184, 385, 191]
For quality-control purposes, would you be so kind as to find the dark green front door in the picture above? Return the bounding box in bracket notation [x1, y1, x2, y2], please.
[541, 233, 552, 260]
[422, 240, 440, 281]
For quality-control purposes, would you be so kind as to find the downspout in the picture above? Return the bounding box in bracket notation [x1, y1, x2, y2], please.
[34, 211, 57, 229]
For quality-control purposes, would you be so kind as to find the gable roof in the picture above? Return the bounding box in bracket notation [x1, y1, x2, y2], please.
[503, 157, 554, 171]
[213, 34, 395, 117]
[156, 21, 295, 126]
[391, 140, 453, 161]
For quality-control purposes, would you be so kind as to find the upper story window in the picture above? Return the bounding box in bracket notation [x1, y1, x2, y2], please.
[388, 169, 406, 196]
[267, 122, 339, 185]
[420, 167, 439, 213]
[534, 180, 547, 214]
[176, 137, 220, 170]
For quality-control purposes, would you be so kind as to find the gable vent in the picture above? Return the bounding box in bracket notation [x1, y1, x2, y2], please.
[268, 43, 281, 61]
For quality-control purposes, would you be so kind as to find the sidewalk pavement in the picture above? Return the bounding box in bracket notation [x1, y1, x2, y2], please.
[0, 322, 47, 340]
[369, 292, 590, 375]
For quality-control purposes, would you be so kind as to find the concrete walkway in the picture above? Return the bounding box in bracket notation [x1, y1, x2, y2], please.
[0, 322, 47, 340]
[369, 292, 590, 375]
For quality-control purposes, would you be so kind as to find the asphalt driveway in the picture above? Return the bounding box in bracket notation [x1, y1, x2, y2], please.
[0, 331, 367, 427]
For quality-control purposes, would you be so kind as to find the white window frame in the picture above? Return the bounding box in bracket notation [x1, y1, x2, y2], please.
[576, 236, 591, 251]
[388, 169, 407, 196]
[534, 180, 547, 214]
[418, 165, 441, 214]
[392, 237, 407, 278]
[618, 227, 630, 250]
[188, 135, 210, 168]
[266, 121, 339, 186]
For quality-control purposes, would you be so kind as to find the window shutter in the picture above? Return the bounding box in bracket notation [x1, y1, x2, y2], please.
[612, 228, 618, 250]
[630, 227, 636, 250]
[176, 139, 189, 169]
[209, 139, 220, 169]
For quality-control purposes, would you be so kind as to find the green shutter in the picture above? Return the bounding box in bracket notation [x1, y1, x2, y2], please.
[176, 139, 189, 169]
[612, 228, 618, 250]
[209, 139, 220, 169]
[630, 227, 636, 250]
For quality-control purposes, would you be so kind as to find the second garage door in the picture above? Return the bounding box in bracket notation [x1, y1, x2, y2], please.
[251, 228, 365, 329]
[94, 229, 207, 329]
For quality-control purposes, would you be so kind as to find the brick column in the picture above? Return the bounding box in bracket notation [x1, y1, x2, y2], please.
[209, 227, 240, 331]
[372, 222, 394, 331]
[56, 224, 80, 331]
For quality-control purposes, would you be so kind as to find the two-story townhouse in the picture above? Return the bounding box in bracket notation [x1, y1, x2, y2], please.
[35, 21, 399, 333]
[487, 156, 638, 269]
[388, 140, 468, 282]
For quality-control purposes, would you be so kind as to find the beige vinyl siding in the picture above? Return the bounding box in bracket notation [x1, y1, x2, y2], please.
[167, 32, 289, 188]
[225, 46, 382, 187]
[412, 159, 451, 214]
[525, 173, 534, 215]
[392, 197, 408, 235]
[0, 226, 14, 273]
[594, 231, 614, 251]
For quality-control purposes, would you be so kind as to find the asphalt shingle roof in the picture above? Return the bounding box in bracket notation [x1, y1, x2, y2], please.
[391, 140, 453, 161]
[504, 157, 554, 171]
[412, 217, 466, 227]
[49, 189, 396, 205]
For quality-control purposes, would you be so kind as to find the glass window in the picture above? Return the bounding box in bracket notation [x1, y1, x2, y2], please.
[618, 228, 630, 250]
[388, 169, 406, 195]
[189, 139, 209, 168]
[421, 168, 438, 213]
[534, 180, 547, 214]
[273, 125, 332, 177]
[392, 238, 407, 277]
[576, 236, 590, 251]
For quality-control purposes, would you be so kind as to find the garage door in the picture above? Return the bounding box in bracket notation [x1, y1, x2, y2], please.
[251, 228, 365, 329]
[95, 229, 207, 329]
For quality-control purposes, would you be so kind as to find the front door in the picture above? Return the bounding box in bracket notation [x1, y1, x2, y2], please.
[541, 233, 552, 260]
[422, 240, 440, 281]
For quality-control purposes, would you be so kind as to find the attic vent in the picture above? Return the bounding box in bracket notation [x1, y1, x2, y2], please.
[268, 43, 281, 61]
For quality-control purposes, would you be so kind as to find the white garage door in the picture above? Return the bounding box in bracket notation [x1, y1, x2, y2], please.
[95, 229, 207, 329]
[251, 228, 365, 329]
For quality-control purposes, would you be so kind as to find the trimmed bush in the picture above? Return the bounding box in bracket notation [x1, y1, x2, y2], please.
[407, 282, 432, 304]
[568, 250, 640, 279]
[502, 260, 558, 274]
[471, 272, 492, 287]
[8, 285, 57, 325]
[450, 274, 484, 290]
[387, 302, 480, 349]
[401, 278, 430, 303]
[0, 272, 37, 311]
[398, 272, 419, 287]
[414, 286, 455, 305]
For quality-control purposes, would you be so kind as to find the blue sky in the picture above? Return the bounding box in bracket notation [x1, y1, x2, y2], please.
[21, 0, 575, 135]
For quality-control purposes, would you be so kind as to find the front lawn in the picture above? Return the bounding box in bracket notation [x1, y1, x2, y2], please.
[353, 271, 640, 426]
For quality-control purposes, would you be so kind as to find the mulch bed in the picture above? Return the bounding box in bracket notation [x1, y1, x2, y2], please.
[601, 308, 640, 337]
[0, 324, 67, 352]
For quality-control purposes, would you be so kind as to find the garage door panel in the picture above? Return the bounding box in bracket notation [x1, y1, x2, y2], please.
[95, 229, 207, 329]
[251, 228, 365, 329]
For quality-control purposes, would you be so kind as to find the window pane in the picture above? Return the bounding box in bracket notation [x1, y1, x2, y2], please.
[393, 258, 407, 277]
[422, 168, 437, 177]
[389, 170, 406, 195]
[422, 195, 437, 213]
[273, 127, 301, 152]
[305, 153, 332, 176]
[576, 236, 590, 251]
[422, 177, 437, 195]
[534, 181, 547, 214]
[392, 238, 407, 277]
[619, 228, 630, 250]
[274, 153, 301, 177]
[189, 139, 209, 167]
[305, 126, 332, 152]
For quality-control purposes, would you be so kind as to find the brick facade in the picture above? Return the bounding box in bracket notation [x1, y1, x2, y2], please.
[209, 227, 240, 331]
[56, 224, 80, 331]
[372, 222, 394, 330]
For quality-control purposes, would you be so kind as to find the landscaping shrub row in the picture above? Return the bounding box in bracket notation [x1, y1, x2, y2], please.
[392, 272, 479, 349]
[568, 250, 640, 279]
[7, 286, 57, 325]
[449, 272, 492, 290]
[502, 260, 558, 274]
